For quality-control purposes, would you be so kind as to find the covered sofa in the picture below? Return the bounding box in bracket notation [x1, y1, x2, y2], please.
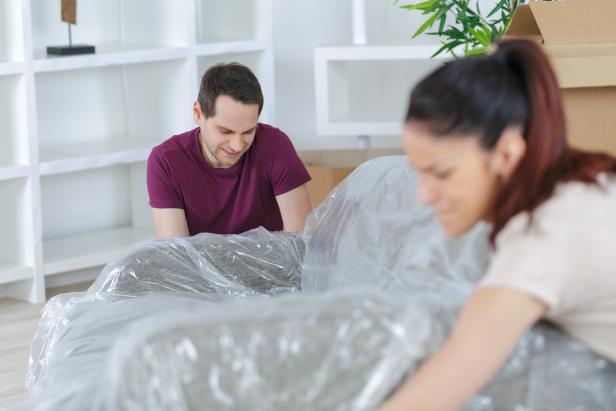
[26, 156, 616, 411]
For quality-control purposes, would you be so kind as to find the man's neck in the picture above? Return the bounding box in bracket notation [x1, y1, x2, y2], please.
[199, 131, 217, 167]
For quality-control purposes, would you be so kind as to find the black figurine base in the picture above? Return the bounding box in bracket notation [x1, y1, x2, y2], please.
[47, 44, 96, 56]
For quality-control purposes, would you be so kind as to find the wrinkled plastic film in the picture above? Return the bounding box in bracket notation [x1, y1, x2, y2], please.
[28, 293, 225, 411]
[105, 292, 424, 411]
[302, 156, 492, 296]
[90, 227, 305, 297]
[26, 156, 616, 411]
[27, 228, 305, 410]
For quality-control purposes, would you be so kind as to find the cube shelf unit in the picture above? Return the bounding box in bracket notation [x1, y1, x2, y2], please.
[314, 0, 451, 144]
[314, 45, 447, 136]
[0, 0, 274, 303]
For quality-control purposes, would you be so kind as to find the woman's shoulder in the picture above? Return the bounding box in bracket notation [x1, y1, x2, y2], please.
[498, 172, 616, 244]
[547, 172, 616, 215]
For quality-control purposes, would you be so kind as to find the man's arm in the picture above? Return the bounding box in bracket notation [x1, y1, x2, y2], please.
[152, 208, 190, 237]
[275, 184, 312, 232]
[378, 287, 547, 411]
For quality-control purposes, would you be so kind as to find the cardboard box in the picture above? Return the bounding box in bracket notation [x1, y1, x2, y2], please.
[506, 0, 616, 156]
[299, 149, 404, 207]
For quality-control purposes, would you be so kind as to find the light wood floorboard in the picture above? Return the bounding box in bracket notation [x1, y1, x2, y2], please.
[0, 282, 92, 410]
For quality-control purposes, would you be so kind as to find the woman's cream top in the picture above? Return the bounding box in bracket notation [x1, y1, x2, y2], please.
[480, 172, 616, 362]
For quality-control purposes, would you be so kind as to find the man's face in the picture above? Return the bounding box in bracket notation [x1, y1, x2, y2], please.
[194, 95, 259, 168]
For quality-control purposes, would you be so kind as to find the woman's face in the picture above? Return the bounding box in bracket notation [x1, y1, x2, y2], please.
[403, 121, 503, 238]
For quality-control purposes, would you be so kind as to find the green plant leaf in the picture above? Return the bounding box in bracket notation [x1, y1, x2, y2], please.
[431, 39, 465, 57]
[440, 28, 466, 39]
[399, 0, 439, 11]
[399, 0, 518, 59]
[465, 46, 488, 56]
[481, 23, 494, 42]
[412, 11, 440, 38]
[438, 11, 447, 33]
[487, 0, 508, 18]
[470, 28, 491, 46]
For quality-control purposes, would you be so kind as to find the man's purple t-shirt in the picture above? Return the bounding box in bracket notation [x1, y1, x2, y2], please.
[147, 123, 311, 235]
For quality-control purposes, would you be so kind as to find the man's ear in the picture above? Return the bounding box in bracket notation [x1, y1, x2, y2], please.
[193, 101, 203, 124]
[490, 127, 526, 178]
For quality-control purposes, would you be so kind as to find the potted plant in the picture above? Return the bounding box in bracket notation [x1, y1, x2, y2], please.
[397, 0, 526, 57]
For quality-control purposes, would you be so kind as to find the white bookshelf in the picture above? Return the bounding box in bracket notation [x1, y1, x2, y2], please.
[0, 73, 28, 169]
[0, 178, 35, 285]
[0, 165, 30, 181]
[0, 62, 24, 76]
[313, 0, 451, 142]
[0, 0, 275, 303]
[314, 45, 447, 136]
[0, 0, 24, 64]
[32, 46, 190, 73]
[40, 164, 153, 276]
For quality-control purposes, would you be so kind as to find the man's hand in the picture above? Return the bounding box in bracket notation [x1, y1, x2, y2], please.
[152, 208, 190, 237]
[275, 184, 312, 232]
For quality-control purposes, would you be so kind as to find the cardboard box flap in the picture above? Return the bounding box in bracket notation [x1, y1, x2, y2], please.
[506, 4, 541, 39]
[523, 0, 616, 45]
[505, 0, 616, 88]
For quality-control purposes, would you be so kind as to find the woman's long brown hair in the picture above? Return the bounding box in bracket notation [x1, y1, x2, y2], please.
[406, 38, 616, 245]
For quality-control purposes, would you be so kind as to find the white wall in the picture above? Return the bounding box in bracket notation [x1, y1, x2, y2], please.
[272, 0, 441, 150]
[272, 0, 351, 150]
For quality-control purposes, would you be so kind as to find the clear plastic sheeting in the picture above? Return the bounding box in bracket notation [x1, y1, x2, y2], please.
[27, 293, 223, 411]
[302, 155, 492, 296]
[89, 227, 305, 297]
[479, 322, 616, 410]
[27, 156, 616, 411]
[303, 157, 616, 409]
[106, 291, 426, 411]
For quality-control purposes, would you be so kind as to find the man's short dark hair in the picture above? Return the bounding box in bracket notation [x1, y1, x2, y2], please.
[197, 62, 264, 118]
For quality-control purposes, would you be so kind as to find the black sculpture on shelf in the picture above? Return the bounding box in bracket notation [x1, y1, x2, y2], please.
[47, 0, 96, 56]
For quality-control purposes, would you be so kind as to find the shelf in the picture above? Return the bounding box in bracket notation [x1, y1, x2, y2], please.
[0, 263, 34, 285]
[315, 45, 452, 61]
[192, 39, 267, 57]
[31, 0, 191, 65]
[0, 62, 24, 76]
[32, 41, 269, 73]
[33, 44, 189, 73]
[0, 178, 35, 281]
[39, 138, 160, 176]
[0, 74, 28, 166]
[0, 164, 29, 181]
[43, 226, 156, 275]
[41, 163, 155, 276]
[318, 121, 403, 137]
[0, 0, 24, 64]
[315, 45, 449, 136]
[196, 0, 261, 44]
[36, 60, 192, 158]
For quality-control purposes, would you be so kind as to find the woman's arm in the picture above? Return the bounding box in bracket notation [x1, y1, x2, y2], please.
[378, 287, 548, 411]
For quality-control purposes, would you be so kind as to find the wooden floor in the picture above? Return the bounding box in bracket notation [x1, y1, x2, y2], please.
[0, 282, 92, 410]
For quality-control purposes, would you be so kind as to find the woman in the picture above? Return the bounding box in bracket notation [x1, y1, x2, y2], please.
[379, 38, 616, 411]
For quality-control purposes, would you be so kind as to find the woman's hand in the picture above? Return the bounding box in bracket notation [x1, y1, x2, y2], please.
[376, 287, 547, 411]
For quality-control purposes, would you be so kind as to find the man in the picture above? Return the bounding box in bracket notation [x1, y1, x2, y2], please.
[147, 63, 312, 237]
